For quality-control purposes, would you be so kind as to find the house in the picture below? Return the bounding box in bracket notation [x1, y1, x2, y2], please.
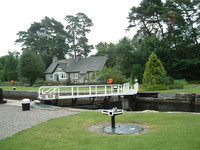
[44, 56, 107, 84]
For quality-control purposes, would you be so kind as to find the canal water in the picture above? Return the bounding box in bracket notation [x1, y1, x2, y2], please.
[134, 102, 200, 112]
[71, 101, 200, 112]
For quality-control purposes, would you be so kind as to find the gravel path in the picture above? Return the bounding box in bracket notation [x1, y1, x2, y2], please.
[0, 105, 79, 140]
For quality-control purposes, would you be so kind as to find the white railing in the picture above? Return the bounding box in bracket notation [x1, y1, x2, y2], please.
[38, 83, 138, 100]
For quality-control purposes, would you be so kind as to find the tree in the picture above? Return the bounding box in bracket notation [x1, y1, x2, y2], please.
[18, 50, 45, 85]
[96, 67, 127, 84]
[77, 37, 93, 57]
[131, 64, 143, 84]
[115, 37, 135, 78]
[16, 16, 68, 67]
[0, 52, 19, 81]
[94, 42, 117, 68]
[65, 12, 93, 58]
[143, 52, 167, 85]
[127, 0, 165, 39]
[127, 0, 199, 41]
[127, 0, 200, 80]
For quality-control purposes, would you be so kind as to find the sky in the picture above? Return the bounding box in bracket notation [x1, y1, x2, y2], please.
[0, 0, 141, 56]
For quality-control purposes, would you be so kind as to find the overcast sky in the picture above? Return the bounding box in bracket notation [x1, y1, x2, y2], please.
[0, 0, 141, 56]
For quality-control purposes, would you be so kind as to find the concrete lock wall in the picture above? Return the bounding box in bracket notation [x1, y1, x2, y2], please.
[3, 90, 38, 100]
[135, 93, 200, 112]
[3, 90, 200, 111]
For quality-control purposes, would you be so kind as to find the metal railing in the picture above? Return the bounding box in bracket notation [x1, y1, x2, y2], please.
[38, 83, 138, 100]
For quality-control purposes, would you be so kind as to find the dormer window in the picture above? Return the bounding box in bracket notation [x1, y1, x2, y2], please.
[56, 65, 62, 71]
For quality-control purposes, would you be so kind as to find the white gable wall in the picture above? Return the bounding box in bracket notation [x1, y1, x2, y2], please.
[45, 65, 67, 82]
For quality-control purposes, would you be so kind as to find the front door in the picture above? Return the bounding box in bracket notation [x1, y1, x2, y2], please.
[54, 74, 59, 81]
[80, 74, 85, 83]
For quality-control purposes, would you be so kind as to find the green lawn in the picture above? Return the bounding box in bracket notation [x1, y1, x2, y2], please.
[139, 84, 200, 93]
[156, 84, 200, 93]
[0, 112, 200, 150]
[0, 85, 113, 92]
[0, 86, 39, 91]
[1, 84, 200, 93]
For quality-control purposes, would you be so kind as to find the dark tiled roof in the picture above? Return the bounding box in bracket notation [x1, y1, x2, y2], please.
[45, 56, 107, 74]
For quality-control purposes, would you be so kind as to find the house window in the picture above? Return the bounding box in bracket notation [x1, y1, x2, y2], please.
[74, 73, 79, 79]
[60, 73, 67, 79]
[53, 73, 67, 81]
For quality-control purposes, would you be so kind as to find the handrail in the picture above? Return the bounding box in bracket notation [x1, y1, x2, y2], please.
[38, 83, 138, 100]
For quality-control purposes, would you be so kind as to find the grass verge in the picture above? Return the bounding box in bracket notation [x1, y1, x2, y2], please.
[0, 86, 39, 91]
[156, 84, 200, 93]
[1, 84, 200, 93]
[0, 112, 200, 150]
[139, 84, 200, 93]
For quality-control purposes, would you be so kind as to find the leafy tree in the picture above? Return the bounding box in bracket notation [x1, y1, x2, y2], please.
[65, 12, 93, 58]
[127, 0, 199, 41]
[96, 67, 127, 84]
[115, 37, 135, 78]
[77, 37, 93, 57]
[127, 0, 165, 39]
[127, 0, 200, 80]
[143, 52, 167, 85]
[94, 42, 117, 68]
[0, 52, 19, 81]
[18, 50, 45, 85]
[16, 16, 68, 67]
[131, 64, 143, 84]
[95, 42, 110, 56]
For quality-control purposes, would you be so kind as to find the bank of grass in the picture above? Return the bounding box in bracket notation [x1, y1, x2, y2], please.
[156, 84, 200, 93]
[0, 112, 200, 150]
[0, 86, 39, 91]
[140, 84, 200, 93]
[1, 83, 200, 93]
[0, 85, 113, 92]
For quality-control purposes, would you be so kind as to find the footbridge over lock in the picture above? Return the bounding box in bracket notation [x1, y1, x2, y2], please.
[38, 83, 139, 106]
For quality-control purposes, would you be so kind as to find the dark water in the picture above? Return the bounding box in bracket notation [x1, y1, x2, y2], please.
[71, 101, 200, 112]
[135, 102, 200, 112]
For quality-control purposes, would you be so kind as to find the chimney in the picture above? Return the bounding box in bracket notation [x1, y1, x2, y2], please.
[76, 54, 82, 61]
[53, 56, 58, 63]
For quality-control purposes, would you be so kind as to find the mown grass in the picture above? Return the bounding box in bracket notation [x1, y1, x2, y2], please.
[1, 84, 200, 93]
[139, 84, 200, 93]
[0, 112, 200, 150]
[156, 84, 200, 93]
[0, 85, 113, 92]
[0, 86, 39, 91]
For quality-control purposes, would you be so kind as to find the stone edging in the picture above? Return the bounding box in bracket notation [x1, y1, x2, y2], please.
[3, 90, 38, 100]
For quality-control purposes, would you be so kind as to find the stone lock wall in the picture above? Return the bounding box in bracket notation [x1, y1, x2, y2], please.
[3, 90, 38, 100]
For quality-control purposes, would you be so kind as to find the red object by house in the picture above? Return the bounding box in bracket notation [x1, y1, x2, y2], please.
[107, 78, 113, 84]
[10, 80, 15, 84]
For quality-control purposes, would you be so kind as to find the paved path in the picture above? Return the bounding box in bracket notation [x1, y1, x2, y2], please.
[0, 100, 80, 140]
[1, 99, 199, 141]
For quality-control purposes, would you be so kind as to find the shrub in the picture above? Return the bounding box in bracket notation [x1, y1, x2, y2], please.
[188, 80, 200, 84]
[143, 52, 167, 85]
[171, 79, 188, 89]
[144, 84, 168, 91]
[35, 78, 46, 85]
[161, 76, 174, 86]
[96, 66, 127, 84]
